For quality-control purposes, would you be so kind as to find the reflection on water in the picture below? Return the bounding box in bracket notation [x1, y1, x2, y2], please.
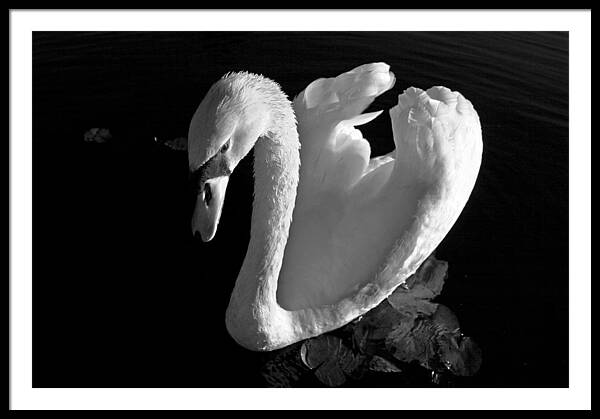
[261, 256, 482, 387]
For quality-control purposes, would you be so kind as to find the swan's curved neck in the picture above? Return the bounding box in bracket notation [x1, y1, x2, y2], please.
[225, 100, 300, 350]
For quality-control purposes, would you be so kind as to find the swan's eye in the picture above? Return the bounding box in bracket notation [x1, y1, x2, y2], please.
[220, 139, 230, 154]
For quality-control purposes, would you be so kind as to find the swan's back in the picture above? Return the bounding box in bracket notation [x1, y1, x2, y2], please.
[276, 63, 482, 311]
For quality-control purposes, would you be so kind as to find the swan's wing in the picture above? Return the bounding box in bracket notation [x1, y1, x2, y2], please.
[279, 63, 482, 318]
[370, 85, 483, 292]
[292, 63, 396, 201]
[281, 63, 403, 309]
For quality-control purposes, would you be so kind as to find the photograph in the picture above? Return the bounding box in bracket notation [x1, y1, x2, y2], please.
[30, 30, 569, 388]
[9, 9, 591, 411]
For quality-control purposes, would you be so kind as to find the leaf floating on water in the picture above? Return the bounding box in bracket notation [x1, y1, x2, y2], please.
[405, 254, 448, 295]
[83, 128, 112, 143]
[368, 356, 402, 373]
[261, 341, 309, 387]
[386, 319, 432, 366]
[301, 335, 342, 369]
[352, 301, 412, 355]
[314, 359, 348, 387]
[164, 136, 188, 151]
[431, 303, 460, 332]
[260, 257, 482, 386]
[387, 255, 448, 315]
[301, 335, 347, 386]
[384, 302, 481, 377]
[300, 335, 367, 386]
[437, 333, 483, 376]
[338, 346, 368, 380]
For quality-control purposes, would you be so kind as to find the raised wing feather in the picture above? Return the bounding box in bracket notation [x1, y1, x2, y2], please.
[278, 63, 482, 317]
[292, 63, 396, 200]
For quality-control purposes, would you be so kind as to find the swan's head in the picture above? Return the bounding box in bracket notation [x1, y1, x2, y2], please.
[188, 73, 272, 242]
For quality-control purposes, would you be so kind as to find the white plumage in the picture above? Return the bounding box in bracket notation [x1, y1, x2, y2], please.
[188, 63, 483, 351]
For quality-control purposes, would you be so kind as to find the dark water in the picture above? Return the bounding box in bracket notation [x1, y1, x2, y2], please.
[31, 32, 568, 388]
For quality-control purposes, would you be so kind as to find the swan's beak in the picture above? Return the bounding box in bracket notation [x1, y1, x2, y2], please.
[191, 176, 229, 242]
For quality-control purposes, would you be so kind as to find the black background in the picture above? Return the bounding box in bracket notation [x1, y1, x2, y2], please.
[32, 31, 568, 387]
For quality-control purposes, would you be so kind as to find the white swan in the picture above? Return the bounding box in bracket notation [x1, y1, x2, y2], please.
[188, 63, 482, 351]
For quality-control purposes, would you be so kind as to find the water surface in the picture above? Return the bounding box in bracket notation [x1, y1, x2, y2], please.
[32, 31, 568, 387]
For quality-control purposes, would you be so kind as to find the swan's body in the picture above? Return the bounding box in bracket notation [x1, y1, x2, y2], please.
[188, 63, 482, 351]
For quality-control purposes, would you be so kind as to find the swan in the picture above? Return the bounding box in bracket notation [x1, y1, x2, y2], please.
[188, 63, 482, 351]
